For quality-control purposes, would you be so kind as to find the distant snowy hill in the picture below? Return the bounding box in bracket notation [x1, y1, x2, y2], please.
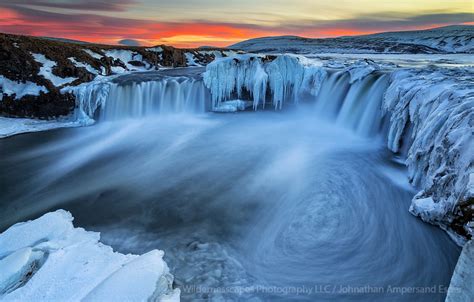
[230, 25, 474, 54]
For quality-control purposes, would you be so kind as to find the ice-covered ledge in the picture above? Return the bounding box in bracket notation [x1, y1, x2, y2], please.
[0, 210, 180, 301]
[446, 240, 474, 302]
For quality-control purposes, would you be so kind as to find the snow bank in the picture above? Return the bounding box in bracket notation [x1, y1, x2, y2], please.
[0, 76, 47, 100]
[0, 116, 84, 138]
[203, 54, 326, 109]
[446, 240, 474, 302]
[31, 53, 77, 86]
[0, 210, 179, 301]
[382, 67, 474, 243]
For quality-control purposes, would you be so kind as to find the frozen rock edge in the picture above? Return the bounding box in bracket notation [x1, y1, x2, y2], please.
[0, 210, 180, 301]
[446, 240, 474, 302]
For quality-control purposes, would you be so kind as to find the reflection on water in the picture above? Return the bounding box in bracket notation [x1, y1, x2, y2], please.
[0, 110, 460, 301]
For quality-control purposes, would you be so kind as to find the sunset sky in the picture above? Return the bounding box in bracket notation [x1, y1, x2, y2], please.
[0, 0, 472, 48]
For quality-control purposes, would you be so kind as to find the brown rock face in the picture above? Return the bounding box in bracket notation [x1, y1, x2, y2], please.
[0, 33, 227, 118]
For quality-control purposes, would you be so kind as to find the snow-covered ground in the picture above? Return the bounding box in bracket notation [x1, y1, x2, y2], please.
[0, 116, 84, 138]
[0, 210, 179, 301]
[230, 25, 474, 54]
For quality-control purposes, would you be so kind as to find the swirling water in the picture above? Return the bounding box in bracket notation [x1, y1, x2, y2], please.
[0, 70, 460, 301]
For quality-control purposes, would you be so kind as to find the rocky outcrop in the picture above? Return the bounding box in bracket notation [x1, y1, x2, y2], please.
[0, 33, 232, 118]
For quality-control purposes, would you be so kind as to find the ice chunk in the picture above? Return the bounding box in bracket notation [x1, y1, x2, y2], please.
[0, 210, 179, 301]
[212, 100, 252, 113]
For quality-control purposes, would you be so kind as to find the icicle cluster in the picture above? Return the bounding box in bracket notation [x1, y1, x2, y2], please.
[203, 54, 327, 109]
[383, 67, 474, 243]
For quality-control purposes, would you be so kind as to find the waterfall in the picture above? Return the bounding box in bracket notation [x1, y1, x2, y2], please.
[314, 70, 390, 136]
[71, 76, 210, 123]
[102, 78, 210, 121]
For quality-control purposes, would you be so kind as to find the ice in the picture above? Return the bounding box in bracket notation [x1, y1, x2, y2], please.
[382, 67, 474, 243]
[31, 53, 77, 87]
[0, 210, 179, 301]
[212, 100, 252, 112]
[344, 60, 379, 83]
[0, 76, 48, 100]
[203, 54, 326, 109]
[68, 57, 101, 75]
[446, 240, 474, 302]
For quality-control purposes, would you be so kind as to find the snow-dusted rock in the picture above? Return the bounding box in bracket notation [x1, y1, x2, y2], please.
[0, 76, 47, 100]
[446, 240, 474, 302]
[0, 210, 179, 301]
[104, 49, 150, 72]
[68, 57, 101, 75]
[31, 53, 77, 86]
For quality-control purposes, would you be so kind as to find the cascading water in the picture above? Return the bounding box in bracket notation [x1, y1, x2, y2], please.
[315, 70, 390, 136]
[71, 68, 210, 123]
[102, 78, 210, 121]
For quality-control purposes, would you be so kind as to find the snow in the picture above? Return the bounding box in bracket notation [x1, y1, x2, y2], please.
[185, 52, 201, 67]
[83, 49, 103, 60]
[104, 49, 150, 71]
[31, 53, 77, 87]
[146, 47, 163, 52]
[0, 116, 83, 138]
[230, 25, 474, 54]
[0, 210, 179, 301]
[203, 54, 326, 109]
[0, 76, 47, 100]
[446, 240, 474, 302]
[68, 57, 101, 75]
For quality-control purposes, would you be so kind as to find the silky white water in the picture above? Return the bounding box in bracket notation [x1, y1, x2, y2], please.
[0, 69, 461, 301]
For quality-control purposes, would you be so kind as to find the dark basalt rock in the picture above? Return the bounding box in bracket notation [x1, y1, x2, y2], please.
[0, 91, 75, 119]
[0, 33, 225, 118]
